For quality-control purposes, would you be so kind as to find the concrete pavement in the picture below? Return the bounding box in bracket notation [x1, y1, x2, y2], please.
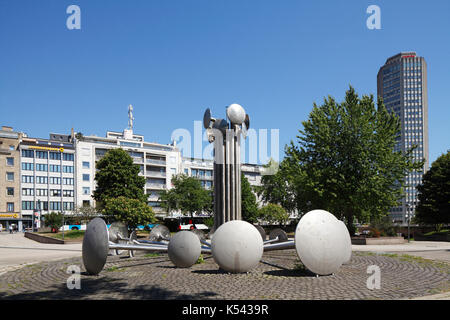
[0, 233, 82, 276]
[352, 241, 450, 263]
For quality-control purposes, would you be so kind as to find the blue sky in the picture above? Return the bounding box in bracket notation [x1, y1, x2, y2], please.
[1, 0, 449, 164]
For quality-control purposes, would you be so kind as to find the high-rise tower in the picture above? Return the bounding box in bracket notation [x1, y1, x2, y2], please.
[377, 52, 429, 224]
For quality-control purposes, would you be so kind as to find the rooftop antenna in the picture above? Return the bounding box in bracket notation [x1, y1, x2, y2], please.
[128, 104, 134, 130]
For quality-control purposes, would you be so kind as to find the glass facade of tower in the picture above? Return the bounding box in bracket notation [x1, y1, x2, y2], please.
[377, 52, 429, 224]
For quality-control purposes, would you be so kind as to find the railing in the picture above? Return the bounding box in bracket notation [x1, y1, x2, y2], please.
[146, 183, 166, 189]
[146, 171, 166, 178]
[146, 159, 166, 165]
[192, 174, 213, 180]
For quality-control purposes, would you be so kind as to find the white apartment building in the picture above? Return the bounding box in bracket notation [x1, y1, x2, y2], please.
[74, 128, 181, 216]
[181, 157, 263, 188]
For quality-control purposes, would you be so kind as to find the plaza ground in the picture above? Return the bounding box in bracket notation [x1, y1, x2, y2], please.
[0, 233, 448, 299]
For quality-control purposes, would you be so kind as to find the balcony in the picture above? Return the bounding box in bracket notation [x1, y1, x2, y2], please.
[132, 157, 144, 163]
[146, 159, 166, 165]
[145, 183, 166, 189]
[146, 171, 166, 178]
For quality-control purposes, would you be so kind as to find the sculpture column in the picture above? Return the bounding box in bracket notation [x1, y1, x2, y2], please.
[203, 104, 249, 231]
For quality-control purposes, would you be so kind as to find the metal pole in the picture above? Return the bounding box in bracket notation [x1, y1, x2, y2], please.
[407, 213, 410, 243]
[62, 211, 65, 241]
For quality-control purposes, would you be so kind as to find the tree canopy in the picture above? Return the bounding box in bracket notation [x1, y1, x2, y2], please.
[93, 148, 147, 208]
[159, 174, 212, 218]
[102, 196, 155, 231]
[241, 173, 259, 223]
[414, 150, 450, 227]
[258, 203, 289, 225]
[259, 86, 422, 234]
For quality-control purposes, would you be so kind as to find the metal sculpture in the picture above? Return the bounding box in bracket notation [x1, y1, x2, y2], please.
[81, 103, 353, 277]
[203, 104, 249, 230]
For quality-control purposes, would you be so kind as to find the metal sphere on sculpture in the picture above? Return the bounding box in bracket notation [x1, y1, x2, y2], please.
[337, 220, 352, 264]
[294, 210, 345, 275]
[82, 218, 109, 275]
[211, 220, 263, 273]
[168, 231, 201, 268]
[226, 103, 246, 125]
[108, 221, 128, 243]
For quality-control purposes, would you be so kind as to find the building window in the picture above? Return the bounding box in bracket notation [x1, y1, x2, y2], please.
[63, 202, 74, 210]
[63, 190, 74, 197]
[36, 151, 48, 159]
[49, 165, 60, 172]
[6, 187, 14, 196]
[49, 177, 61, 185]
[63, 178, 74, 185]
[7, 203, 14, 212]
[36, 176, 48, 184]
[62, 165, 74, 173]
[21, 150, 34, 158]
[22, 201, 34, 210]
[63, 153, 74, 161]
[82, 161, 90, 169]
[82, 174, 90, 182]
[82, 187, 90, 195]
[6, 157, 14, 166]
[50, 202, 61, 211]
[50, 189, 61, 197]
[36, 189, 48, 196]
[82, 200, 90, 207]
[22, 188, 34, 196]
[6, 172, 14, 181]
[9, 145, 14, 151]
[22, 162, 34, 171]
[36, 164, 48, 171]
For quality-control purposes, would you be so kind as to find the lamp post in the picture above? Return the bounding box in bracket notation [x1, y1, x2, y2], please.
[406, 203, 411, 243]
[61, 210, 65, 241]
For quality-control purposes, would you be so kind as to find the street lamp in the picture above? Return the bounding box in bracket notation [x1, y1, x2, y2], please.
[405, 203, 411, 243]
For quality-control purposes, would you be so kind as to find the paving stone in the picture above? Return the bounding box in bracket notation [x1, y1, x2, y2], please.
[0, 250, 448, 299]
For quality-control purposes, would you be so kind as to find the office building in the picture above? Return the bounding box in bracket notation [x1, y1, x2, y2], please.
[19, 133, 77, 229]
[377, 52, 429, 224]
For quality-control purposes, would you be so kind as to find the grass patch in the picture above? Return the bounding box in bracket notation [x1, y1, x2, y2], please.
[424, 229, 449, 236]
[105, 266, 125, 272]
[355, 251, 376, 256]
[41, 230, 85, 240]
[196, 254, 204, 264]
[380, 253, 398, 258]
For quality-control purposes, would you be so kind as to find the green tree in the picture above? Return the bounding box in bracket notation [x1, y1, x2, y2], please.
[45, 212, 64, 232]
[159, 188, 179, 217]
[270, 87, 421, 235]
[73, 205, 99, 225]
[414, 150, 450, 229]
[102, 196, 156, 231]
[256, 158, 298, 214]
[258, 203, 289, 226]
[93, 148, 147, 208]
[241, 173, 259, 223]
[160, 174, 212, 220]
